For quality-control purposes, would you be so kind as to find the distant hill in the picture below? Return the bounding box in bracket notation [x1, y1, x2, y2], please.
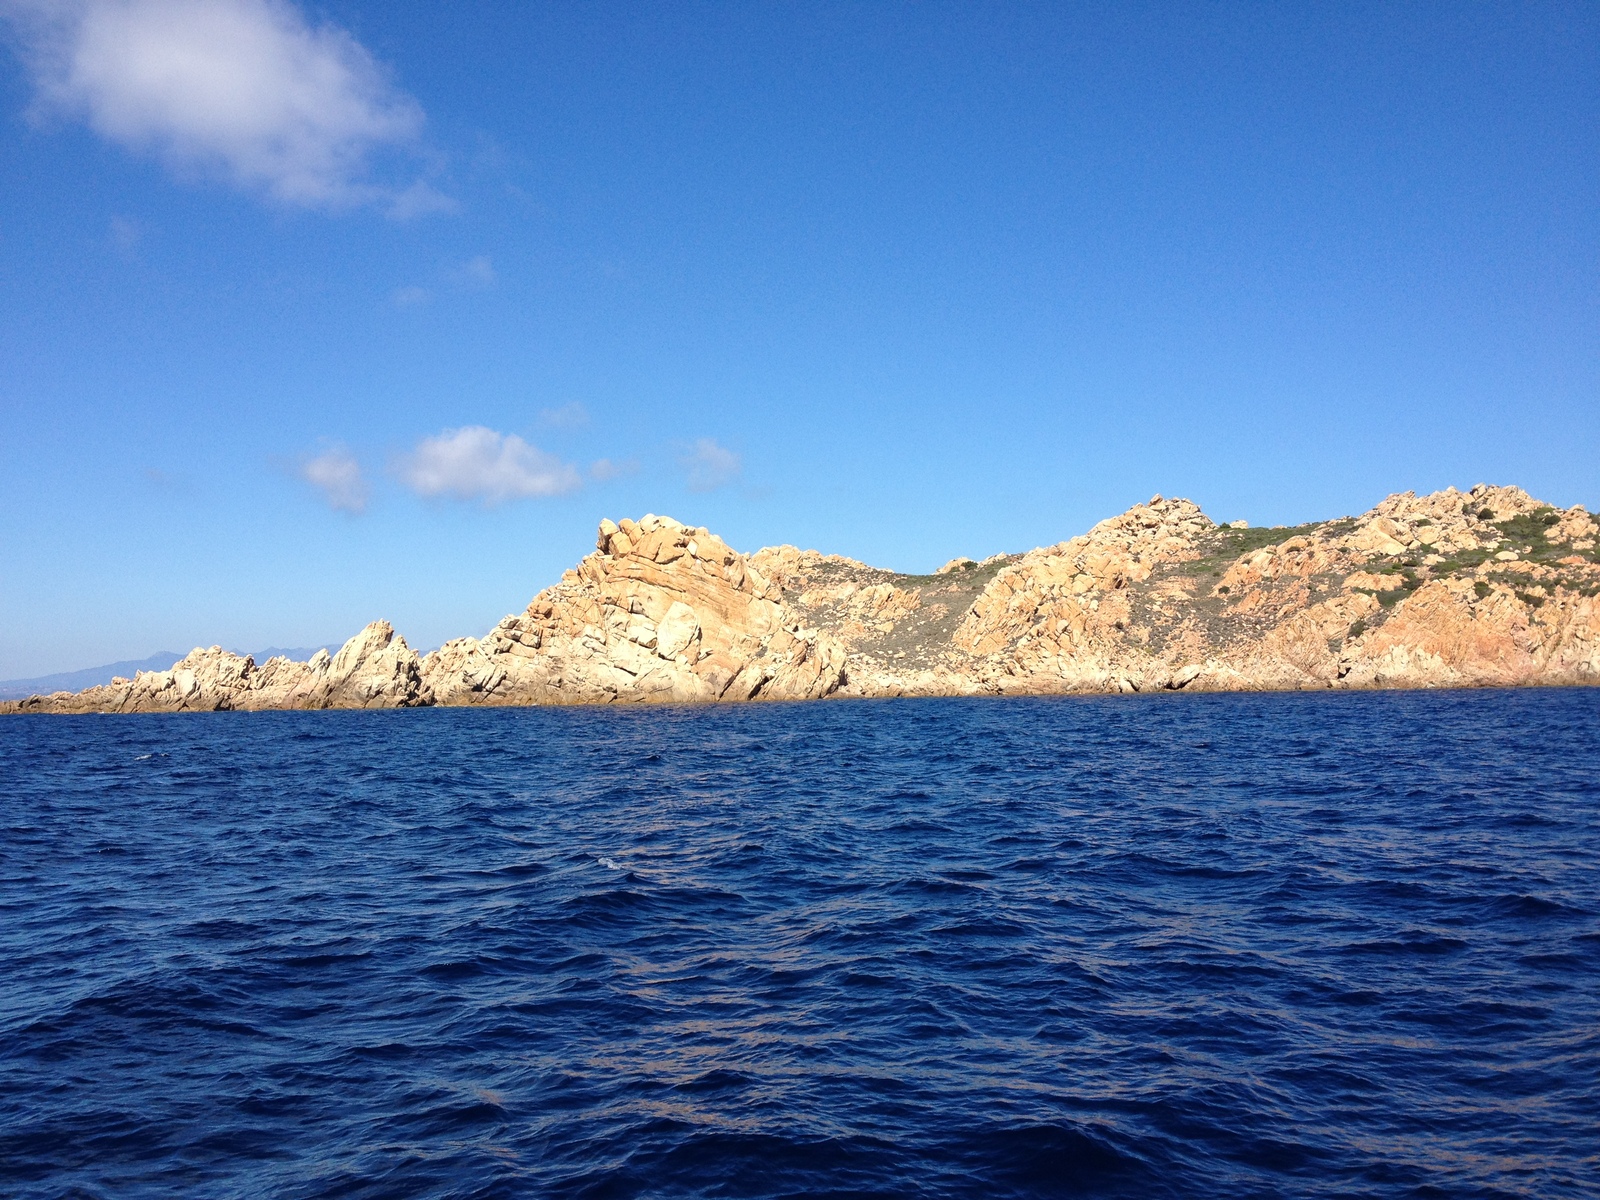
[0, 646, 340, 700]
[6, 481, 1600, 713]
[0, 653, 186, 700]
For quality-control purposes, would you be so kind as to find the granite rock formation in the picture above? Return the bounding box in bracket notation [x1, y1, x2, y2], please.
[6, 484, 1598, 714]
[3, 621, 430, 713]
[419, 514, 845, 705]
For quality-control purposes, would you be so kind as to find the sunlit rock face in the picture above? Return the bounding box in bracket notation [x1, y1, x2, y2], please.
[419, 514, 847, 706]
[7, 484, 1599, 715]
[4, 621, 431, 713]
[913, 484, 1599, 696]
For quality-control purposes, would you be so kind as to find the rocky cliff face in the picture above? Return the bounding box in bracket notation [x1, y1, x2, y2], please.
[7, 484, 1598, 715]
[420, 513, 845, 705]
[777, 484, 1599, 696]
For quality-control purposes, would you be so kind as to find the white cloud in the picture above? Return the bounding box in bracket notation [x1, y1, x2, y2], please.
[1, 0, 436, 210]
[390, 284, 428, 308]
[680, 437, 741, 492]
[299, 446, 367, 513]
[398, 426, 582, 505]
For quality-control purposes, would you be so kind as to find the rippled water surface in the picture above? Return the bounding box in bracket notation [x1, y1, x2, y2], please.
[3, 690, 1598, 1198]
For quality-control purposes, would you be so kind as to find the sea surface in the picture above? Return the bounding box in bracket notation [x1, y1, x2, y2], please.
[2, 690, 1598, 1199]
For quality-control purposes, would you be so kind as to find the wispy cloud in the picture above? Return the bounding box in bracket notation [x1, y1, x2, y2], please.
[589, 457, 637, 482]
[397, 426, 581, 505]
[387, 178, 455, 221]
[0, 0, 440, 211]
[299, 446, 367, 513]
[680, 437, 741, 492]
[109, 213, 141, 253]
[449, 254, 495, 287]
[392, 255, 494, 308]
[538, 401, 589, 431]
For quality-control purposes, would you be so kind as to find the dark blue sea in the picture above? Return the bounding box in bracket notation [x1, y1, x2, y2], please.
[2, 690, 1598, 1199]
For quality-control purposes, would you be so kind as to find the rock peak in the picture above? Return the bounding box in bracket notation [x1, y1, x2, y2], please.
[423, 515, 844, 705]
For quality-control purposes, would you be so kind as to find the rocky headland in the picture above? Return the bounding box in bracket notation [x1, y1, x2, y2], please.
[7, 483, 1599, 714]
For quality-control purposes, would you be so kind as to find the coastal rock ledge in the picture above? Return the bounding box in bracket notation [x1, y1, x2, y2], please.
[7, 485, 1599, 714]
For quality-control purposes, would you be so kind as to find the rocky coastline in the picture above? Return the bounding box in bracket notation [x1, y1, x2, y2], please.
[6, 483, 1598, 714]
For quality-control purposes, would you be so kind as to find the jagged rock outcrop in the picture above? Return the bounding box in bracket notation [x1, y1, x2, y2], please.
[2, 621, 430, 713]
[419, 514, 846, 705]
[6, 485, 1597, 715]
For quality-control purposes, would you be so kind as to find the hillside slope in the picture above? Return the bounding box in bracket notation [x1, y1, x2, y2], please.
[7, 484, 1597, 714]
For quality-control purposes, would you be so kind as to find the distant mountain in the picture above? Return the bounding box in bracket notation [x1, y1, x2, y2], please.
[0, 653, 185, 700]
[230, 647, 340, 664]
[0, 645, 341, 701]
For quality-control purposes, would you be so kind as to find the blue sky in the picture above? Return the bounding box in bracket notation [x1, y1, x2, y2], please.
[0, 0, 1595, 677]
